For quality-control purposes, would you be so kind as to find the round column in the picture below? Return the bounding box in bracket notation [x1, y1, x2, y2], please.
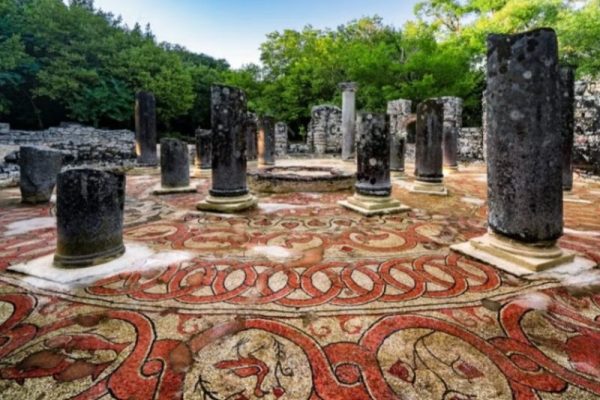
[559, 64, 576, 192]
[257, 116, 276, 166]
[440, 97, 463, 170]
[134, 91, 158, 166]
[340, 82, 358, 160]
[387, 99, 412, 173]
[195, 129, 212, 171]
[415, 99, 444, 183]
[486, 28, 562, 243]
[245, 113, 258, 161]
[160, 138, 190, 188]
[19, 146, 63, 204]
[54, 168, 125, 268]
[355, 113, 391, 196]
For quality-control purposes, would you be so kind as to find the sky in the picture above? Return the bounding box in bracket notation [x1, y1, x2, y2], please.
[90, 0, 421, 68]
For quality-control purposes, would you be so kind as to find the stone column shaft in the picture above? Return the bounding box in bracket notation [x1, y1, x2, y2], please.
[160, 138, 190, 188]
[560, 64, 576, 191]
[340, 82, 358, 160]
[245, 114, 258, 161]
[387, 99, 412, 172]
[486, 28, 562, 243]
[134, 91, 158, 166]
[19, 146, 63, 204]
[440, 97, 463, 169]
[258, 116, 276, 166]
[195, 129, 212, 170]
[415, 100, 444, 183]
[355, 113, 391, 196]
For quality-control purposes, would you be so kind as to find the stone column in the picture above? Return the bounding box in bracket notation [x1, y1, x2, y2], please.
[134, 91, 158, 167]
[439, 96, 463, 171]
[193, 128, 212, 177]
[257, 116, 276, 166]
[387, 99, 412, 176]
[411, 99, 448, 195]
[275, 122, 289, 156]
[339, 113, 409, 216]
[245, 113, 258, 161]
[19, 146, 63, 204]
[154, 138, 196, 194]
[197, 85, 257, 212]
[451, 28, 578, 273]
[560, 64, 576, 192]
[340, 82, 358, 160]
[54, 168, 125, 268]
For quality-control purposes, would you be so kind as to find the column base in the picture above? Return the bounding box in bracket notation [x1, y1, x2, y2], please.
[563, 193, 592, 204]
[191, 168, 211, 178]
[196, 193, 258, 213]
[338, 193, 410, 216]
[54, 243, 126, 269]
[410, 181, 448, 196]
[152, 184, 198, 195]
[450, 232, 578, 275]
[391, 171, 406, 180]
[444, 165, 459, 174]
[128, 166, 160, 176]
[258, 161, 276, 168]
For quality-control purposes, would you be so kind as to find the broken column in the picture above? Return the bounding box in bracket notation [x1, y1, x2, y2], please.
[440, 96, 463, 172]
[197, 85, 257, 212]
[451, 28, 578, 273]
[339, 113, 409, 216]
[54, 168, 125, 268]
[154, 138, 196, 194]
[246, 113, 258, 161]
[387, 99, 412, 177]
[134, 91, 158, 167]
[193, 128, 212, 177]
[560, 64, 576, 192]
[340, 82, 358, 160]
[257, 116, 276, 166]
[19, 146, 63, 204]
[411, 99, 448, 196]
[275, 122, 288, 156]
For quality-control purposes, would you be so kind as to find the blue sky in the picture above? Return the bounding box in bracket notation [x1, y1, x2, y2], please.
[91, 0, 421, 68]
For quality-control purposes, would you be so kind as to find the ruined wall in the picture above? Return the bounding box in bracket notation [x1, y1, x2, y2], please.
[307, 105, 342, 154]
[274, 122, 288, 156]
[574, 80, 600, 173]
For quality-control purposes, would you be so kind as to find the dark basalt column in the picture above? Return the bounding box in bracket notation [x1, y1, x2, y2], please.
[245, 113, 258, 161]
[54, 168, 125, 268]
[559, 64, 576, 191]
[355, 113, 391, 197]
[257, 116, 276, 166]
[443, 126, 458, 168]
[160, 138, 190, 188]
[210, 85, 249, 197]
[414, 100, 444, 183]
[486, 28, 562, 243]
[195, 129, 212, 170]
[135, 91, 158, 166]
[19, 146, 63, 204]
[391, 138, 406, 172]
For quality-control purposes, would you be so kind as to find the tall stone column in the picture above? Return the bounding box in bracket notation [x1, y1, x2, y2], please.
[451, 28, 579, 273]
[257, 116, 276, 166]
[387, 99, 412, 176]
[246, 113, 258, 161]
[411, 99, 448, 195]
[340, 82, 358, 160]
[439, 96, 463, 171]
[154, 138, 196, 194]
[275, 122, 289, 156]
[560, 64, 576, 192]
[339, 113, 409, 216]
[19, 146, 63, 204]
[54, 168, 126, 268]
[134, 91, 158, 167]
[197, 85, 257, 212]
[193, 128, 212, 178]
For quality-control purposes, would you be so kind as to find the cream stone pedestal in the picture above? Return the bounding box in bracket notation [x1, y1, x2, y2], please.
[338, 194, 410, 216]
[410, 180, 448, 196]
[152, 184, 197, 195]
[197, 193, 258, 213]
[444, 166, 459, 174]
[191, 168, 211, 179]
[451, 232, 578, 274]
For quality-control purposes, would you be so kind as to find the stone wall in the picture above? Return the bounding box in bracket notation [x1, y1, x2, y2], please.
[459, 127, 484, 161]
[574, 80, 600, 173]
[0, 124, 136, 186]
[307, 105, 342, 154]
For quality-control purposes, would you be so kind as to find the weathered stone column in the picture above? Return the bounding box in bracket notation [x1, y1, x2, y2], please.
[451, 28, 578, 273]
[411, 99, 448, 195]
[197, 85, 257, 212]
[339, 113, 409, 216]
[193, 128, 212, 177]
[387, 99, 412, 176]
[19, 146, 63, 204]
[340, 82, 358, 160]
[257, 116, 276, 166]
[275, 122, 289, 156]
[154, 138, 196, 194]
[560, 64, 576, 192]
[439, 96, 463, 171]
[245, 113, 258, 161]
[134, 91, 158, 167]
[54, 168, 125, 268]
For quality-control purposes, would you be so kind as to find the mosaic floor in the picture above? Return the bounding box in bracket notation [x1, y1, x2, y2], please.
[0, 161, 599, 399]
